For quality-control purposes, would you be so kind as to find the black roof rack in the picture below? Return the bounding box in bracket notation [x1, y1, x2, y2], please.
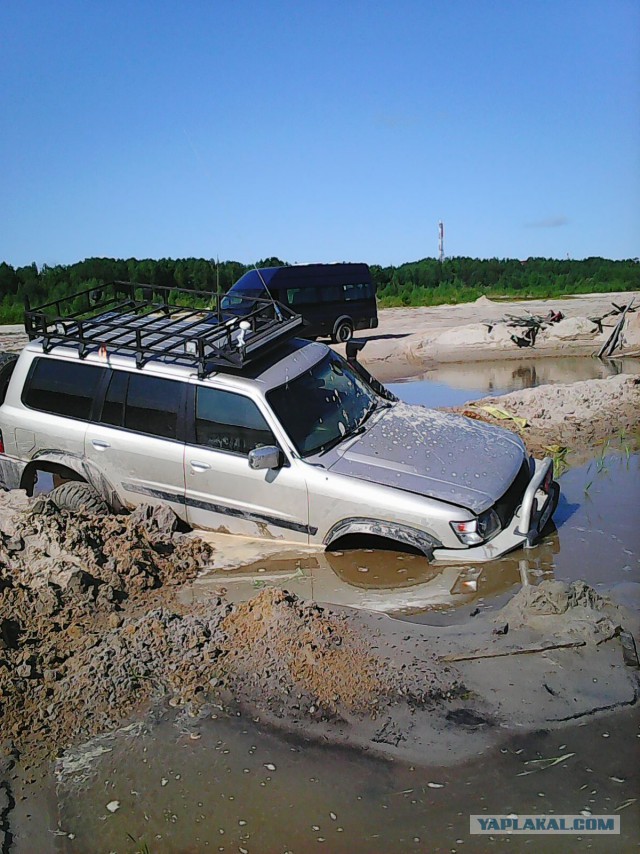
[24, 281, 305, 378]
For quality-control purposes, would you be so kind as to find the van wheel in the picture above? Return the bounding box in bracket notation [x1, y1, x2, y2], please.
[332, 320, 353, 343]
[45, 482, 110, 515]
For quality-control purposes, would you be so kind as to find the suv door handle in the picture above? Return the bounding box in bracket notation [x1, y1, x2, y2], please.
[91, 440, 111, 450]
[190, 460, 211, 472]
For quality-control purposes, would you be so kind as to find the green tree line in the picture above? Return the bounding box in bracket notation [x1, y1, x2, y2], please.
[371, 256, 640, 307]
[0, 255, 638, 323]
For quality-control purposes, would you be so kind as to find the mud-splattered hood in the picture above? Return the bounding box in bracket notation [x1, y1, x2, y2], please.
[326, 402, 527, 513]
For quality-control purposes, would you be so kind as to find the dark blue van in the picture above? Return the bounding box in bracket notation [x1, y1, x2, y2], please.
[220, 263, 378, 342]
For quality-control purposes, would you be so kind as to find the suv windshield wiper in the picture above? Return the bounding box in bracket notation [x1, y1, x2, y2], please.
[360, 398, 392, 427]
[317, 398, 392, 456]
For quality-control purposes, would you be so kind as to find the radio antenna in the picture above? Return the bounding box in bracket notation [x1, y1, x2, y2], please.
[252, 264, 283, 320]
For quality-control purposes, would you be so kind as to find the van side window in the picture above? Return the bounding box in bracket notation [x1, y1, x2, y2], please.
[195, 387, 275, 455]
[124, 375, 181, 439]
[287, 287, 321, 306]
[23, 359, 106, 420]
[343, 282, 373, 300]
[321, 285, 342, 302]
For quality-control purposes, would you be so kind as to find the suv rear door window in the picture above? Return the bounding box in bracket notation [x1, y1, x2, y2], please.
[100, 370, 129, 427]
[124, 374, 181, 440]
[195, 387, 275, 455]
[23, 358, 106, 420]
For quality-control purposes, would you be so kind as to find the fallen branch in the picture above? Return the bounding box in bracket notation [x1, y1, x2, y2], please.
[440, 640, 586, 663]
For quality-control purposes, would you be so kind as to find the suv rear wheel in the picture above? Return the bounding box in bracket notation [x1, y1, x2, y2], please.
[45, 482, 109, 515]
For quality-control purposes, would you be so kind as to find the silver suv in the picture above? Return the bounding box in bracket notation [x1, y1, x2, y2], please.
[0, 283, 559, 562]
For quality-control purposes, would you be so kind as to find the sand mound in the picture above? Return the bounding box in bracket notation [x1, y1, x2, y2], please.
[454, 374, 640, 457]
[221, 589, 393, 715]
[0, 500, 214, 762]
[500, 580, 620, 643]
[0, 496, 211, 602]
[0, 498, 459, 765]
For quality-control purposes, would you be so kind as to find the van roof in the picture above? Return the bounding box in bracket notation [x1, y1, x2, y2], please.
[231, 263, 372, 292]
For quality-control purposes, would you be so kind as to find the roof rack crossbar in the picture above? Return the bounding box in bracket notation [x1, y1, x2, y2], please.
[73, 305, 228, 355]
[24, 280, 304, 377]
[73, 302, 205, 350]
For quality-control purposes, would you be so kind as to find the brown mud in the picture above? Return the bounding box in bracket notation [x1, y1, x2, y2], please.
[0, 497, 462, 774]
[1, 495, 637, 776]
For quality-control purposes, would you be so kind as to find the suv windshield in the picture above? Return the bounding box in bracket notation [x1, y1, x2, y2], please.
[267, 351, 377, 457]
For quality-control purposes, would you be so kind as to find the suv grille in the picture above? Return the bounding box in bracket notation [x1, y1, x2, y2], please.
[493, 460, 530, 529]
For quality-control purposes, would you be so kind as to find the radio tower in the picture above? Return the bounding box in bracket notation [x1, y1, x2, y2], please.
[438, 221, 445, 263]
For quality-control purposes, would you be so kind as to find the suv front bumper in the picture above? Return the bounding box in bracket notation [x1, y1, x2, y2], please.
[432, 457, 559, 563]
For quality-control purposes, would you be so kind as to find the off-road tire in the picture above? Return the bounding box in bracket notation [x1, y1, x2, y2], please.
[332, 320, 353, 344]
[46, 482, 110, 515]
[0, 353, 18, 406]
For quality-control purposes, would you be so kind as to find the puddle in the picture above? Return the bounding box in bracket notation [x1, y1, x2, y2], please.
[40, 703, 639, 853]
[184, 453, 639, 627]
[387, 355, 640, 408]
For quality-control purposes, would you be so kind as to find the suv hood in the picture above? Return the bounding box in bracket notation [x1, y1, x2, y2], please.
[326, 402, 526, 514]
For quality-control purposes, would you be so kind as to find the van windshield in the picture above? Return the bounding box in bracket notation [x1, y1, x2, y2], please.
[220, 286, 264, 311]
[267, 351, 376, 457]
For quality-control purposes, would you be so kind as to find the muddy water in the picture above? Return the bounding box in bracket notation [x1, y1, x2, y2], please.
[43, 701, 640, 853]
[184, 452, 639, 626]
[387, 355, 640, 407]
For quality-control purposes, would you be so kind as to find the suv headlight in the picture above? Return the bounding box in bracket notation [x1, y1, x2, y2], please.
[450, 509, 500, 545]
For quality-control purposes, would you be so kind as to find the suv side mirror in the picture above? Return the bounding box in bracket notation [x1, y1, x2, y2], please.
[248, 445, 282, 471]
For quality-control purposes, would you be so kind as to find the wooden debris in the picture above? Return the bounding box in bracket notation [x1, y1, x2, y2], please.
[440, 640, 586, 663]
[598, 298, 635, 358]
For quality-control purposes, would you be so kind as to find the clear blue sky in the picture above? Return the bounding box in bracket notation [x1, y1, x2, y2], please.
[1, 0, 638, 268]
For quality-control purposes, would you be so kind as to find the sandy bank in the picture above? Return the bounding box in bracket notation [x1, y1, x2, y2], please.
[450, 373, 640, 460]
[345, 291, 640, 381]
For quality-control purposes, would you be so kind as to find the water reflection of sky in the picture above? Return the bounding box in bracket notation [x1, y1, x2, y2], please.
[387, 379, 495, 408]
[387, 355, 640, 409]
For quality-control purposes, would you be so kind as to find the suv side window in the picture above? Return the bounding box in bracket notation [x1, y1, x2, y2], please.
[99, 372, 181, 440]
[125, 375, 181, 440]
[195, 387, 275, 455]
[100, 370, 128, 427]
[23, 358, 106, 420]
